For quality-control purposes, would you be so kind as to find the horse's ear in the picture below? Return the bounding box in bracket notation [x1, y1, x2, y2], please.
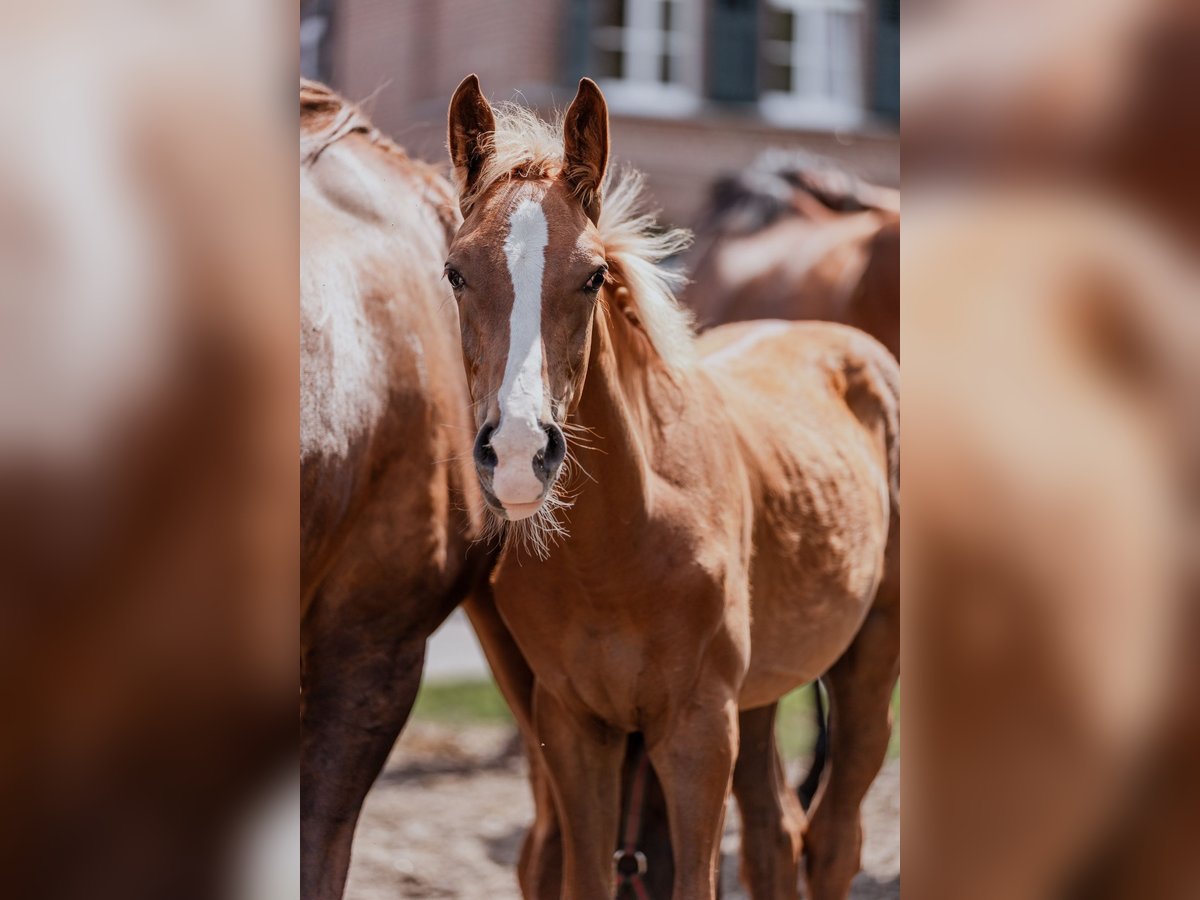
[562, 78, 609, 224]
[448, 74, 496, 209]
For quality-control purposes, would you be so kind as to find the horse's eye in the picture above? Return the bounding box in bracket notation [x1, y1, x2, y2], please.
[445, 267, 465, 291]
[584, 267, 606, 294]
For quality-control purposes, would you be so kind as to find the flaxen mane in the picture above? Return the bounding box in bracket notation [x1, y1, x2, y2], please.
[300, 79, 380, 165]
[457, 101, 696, 370]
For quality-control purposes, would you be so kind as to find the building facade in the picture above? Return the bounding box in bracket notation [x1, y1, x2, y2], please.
[301, 0, 898, 226]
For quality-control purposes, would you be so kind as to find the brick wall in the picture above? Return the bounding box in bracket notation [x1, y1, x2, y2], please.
[330, 0, 566, 157]
[323, 0, 899, 227]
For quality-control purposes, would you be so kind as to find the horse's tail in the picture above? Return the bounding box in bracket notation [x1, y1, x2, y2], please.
[797, 680, 828, 811]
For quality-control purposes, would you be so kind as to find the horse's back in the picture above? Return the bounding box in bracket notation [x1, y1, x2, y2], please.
[699, 320, 896, 523]
[687, 211, 883, 325]
[685, 155, 899, 356]
[700, 318, 896, 430]
[699, 320, 898, 702]
[300, 95, 479, 622]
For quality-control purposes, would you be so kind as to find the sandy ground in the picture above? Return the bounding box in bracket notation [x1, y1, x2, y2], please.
[344, 721, 899, 899]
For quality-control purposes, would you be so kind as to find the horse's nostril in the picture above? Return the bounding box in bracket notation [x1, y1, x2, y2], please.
[473, 423, 497, 471]
[542, 423, 566, 471]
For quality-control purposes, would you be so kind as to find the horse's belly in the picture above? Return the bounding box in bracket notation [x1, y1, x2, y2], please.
[739, 595, 871, 708]
[738, 543, 883, 708]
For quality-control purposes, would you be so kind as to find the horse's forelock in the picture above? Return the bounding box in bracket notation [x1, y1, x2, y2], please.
[456, 102, 565, 208]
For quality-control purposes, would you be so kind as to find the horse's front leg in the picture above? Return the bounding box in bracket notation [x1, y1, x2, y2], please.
[647, 690, 740, 900]
[300, 609, 426, 900]
[462, 589, 562, 899]
[733, 702, 805, 899]
[533, 681, 625, 900]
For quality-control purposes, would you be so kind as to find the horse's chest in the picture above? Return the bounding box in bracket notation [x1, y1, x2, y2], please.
[495, 562, 734, 728]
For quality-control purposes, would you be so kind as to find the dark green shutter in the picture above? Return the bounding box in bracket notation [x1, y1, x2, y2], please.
[709, 0, 759, 104]
[871, 0, 899, 123]
[564, 0, 593, 85]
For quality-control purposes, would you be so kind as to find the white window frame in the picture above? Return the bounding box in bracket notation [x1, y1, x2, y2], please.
[760, 0, 867, 130]
[591, 0, 702, 117]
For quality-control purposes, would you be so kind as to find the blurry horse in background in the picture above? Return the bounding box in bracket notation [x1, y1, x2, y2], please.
[684, 153, 899, 359]
[683, 153, 900, 812]
[300, 81, 512, 900]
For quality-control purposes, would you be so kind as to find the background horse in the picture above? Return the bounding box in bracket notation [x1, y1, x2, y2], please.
[446, 75, 899, 900]
[686, 153, 902, 813]
[684, 153, 900, 359]
[300, 81, 500, 900]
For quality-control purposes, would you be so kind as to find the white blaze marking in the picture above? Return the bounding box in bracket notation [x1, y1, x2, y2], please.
[491, 195, 549, 509]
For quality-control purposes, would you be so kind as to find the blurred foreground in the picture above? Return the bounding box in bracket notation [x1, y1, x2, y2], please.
[903, 1, 1200, 898]
[0, 4, 297, 899]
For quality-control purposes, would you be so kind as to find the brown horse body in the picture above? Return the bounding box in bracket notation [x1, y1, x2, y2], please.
[685, 156, 900, 359]
[687, 157, 902, 816]
[446, 77, 899, 900]
[299, 82, 493, 900]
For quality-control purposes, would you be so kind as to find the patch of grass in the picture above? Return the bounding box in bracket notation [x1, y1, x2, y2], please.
[411, 677, 514, 724]
[776, 683, 820, 761]
[776, 682, 901, 763]
[411, 677, 900, 761]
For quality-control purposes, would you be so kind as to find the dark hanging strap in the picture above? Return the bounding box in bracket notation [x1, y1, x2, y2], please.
[613, 744, 652, 900]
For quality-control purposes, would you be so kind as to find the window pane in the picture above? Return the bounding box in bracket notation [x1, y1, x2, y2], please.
[763, 39, 792, 65]
[763, 61, 793, 93]
[765, 8, 793, 43]
[595, 0, 625, 29]
[595, 47, 625, 79]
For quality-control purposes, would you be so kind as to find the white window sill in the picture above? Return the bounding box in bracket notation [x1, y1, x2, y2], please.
[596, 80, 702, 119]
[758, 93, 866, 131]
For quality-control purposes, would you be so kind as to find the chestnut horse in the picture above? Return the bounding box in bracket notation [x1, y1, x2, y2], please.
[446, 75, 899, 899]
[684, 153, 899, 359]
[300, 81, 503, 900]
[687, 154, 901, 812]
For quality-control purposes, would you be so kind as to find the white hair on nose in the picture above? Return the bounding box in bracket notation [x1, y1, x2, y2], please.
[490, 191, 549, 513]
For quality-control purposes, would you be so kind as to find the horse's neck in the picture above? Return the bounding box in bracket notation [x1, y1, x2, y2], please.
[565, 305, 669, 539]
